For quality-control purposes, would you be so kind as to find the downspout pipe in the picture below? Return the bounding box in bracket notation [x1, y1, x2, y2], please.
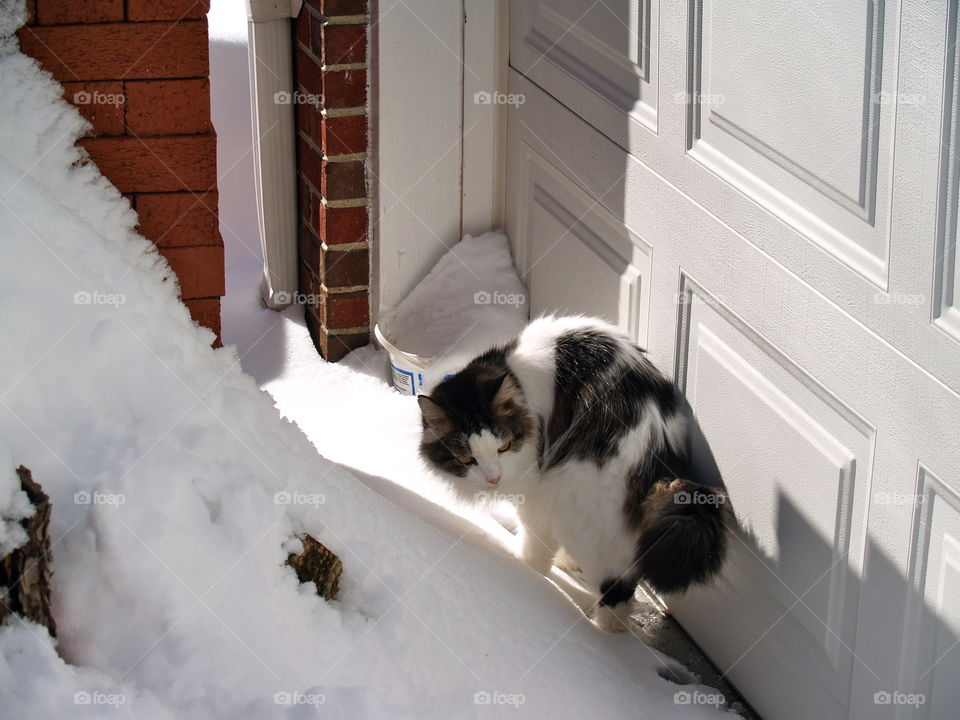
[246, 0, 303, 309]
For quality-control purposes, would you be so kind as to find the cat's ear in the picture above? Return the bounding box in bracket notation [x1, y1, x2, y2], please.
[417, 395, 452, 439]
[491, 373, 522, 414]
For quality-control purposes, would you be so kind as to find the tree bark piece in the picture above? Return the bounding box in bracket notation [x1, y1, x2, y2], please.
[286, 534, 342, 600]
[0, 466, 57, 636]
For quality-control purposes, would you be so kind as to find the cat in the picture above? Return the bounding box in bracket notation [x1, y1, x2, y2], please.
[417, 315, 732, 631]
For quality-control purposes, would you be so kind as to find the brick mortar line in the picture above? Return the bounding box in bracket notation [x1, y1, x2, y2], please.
[324, 325, 370, 336]
[322, 62, 367, 72]
[299, 2, 369, 25]
[323, 244, 368, 254]
[290, 88, 369, 121]
[132, 190, 219, 195]
[321, 283, 368, 294]
[295, 43, 367, 74]
[63, 75, 212, 83]
[298, 131, 366, 162]
[87, 131, 218, 140]
[82, 132, 216, 138]
[323, 106, 366, 118]
[322, 15, 369, 26]
[321, 197, 367, 209]
[23, 20, 209, 29]
[157, 240, 224, 249]
[298, 131, 367, 164]
[324, 152, 367, 163]
[321, 240, 368, 251]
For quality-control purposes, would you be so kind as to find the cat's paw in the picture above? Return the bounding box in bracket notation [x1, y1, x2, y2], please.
[518, 530, 555, 575]
[522, 551, 554, 575]
[592, 604, 632, 632]
[553, 547, 576, 571]
[519, 535, 554, 574]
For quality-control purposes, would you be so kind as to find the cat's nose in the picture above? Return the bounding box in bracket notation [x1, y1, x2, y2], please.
[486, 475, 501, 485]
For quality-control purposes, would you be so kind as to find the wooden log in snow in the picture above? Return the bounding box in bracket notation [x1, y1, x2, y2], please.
[286, 534, 342, 600]
[0, 466, 57, 636]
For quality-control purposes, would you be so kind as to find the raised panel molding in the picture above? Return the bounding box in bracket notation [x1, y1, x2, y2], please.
[671, 275, 875, 720]
[511, 0, 659, 151]
[514, 143, 652, 344]
[896, 466, 960, 720]
[685, 0, 894, 287]
[934, 0, 960, 343]
[521, 2, 651, 109]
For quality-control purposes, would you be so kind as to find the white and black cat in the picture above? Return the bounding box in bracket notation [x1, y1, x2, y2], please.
[417, 316, 731, 631]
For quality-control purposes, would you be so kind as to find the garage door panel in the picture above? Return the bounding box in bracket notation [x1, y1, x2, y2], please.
[896, 467, 960, 720]
[705, 1, 875, 205]
[934, 1, 960, 344]
[670, 279, 874, 719]
[688, 0, 894, 286]
[510, 0, 658, 151]
[512, 144, 652, 344]
[505, 2, 960, 716]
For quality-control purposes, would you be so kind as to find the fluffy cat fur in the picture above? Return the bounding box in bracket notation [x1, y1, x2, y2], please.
[417, 316, 732, 631]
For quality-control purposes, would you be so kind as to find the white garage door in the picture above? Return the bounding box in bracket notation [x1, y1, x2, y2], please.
[504, 2, 960, 719]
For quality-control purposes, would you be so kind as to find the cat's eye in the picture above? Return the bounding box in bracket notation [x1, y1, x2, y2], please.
[497, 440, 511, 453]
[457, 456, 476, 465]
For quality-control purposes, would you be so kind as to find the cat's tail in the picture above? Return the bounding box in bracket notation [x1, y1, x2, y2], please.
[635, 478, 732, 595]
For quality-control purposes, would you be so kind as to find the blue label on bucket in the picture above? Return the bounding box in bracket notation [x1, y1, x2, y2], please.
[391, 364, 417, 396]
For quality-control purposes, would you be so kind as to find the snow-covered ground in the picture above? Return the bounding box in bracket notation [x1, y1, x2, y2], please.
[0, 3, 730, 718]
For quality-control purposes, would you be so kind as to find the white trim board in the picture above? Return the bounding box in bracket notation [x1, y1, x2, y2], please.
[372, 0, 507, 318]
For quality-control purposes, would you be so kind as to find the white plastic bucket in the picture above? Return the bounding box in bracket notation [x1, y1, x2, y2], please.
[374, 323, 433, 396]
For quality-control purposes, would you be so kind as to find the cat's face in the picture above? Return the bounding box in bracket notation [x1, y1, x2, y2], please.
[418, 369, 534, 499]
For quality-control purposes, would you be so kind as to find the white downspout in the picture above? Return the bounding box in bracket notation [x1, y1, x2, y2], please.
[246, 0, 303, 309]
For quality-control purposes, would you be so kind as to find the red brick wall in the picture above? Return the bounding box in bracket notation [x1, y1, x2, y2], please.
[294, 0, 370, 361]
[18, 0, 224, 344]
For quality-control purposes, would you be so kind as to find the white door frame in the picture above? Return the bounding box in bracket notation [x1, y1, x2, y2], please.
[370, 0, 508, 321]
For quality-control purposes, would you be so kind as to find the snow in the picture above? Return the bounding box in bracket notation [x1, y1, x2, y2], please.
[0, 2, 730, 718]
[380, 230, 529, 388]
[0, 442, 33, 555]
